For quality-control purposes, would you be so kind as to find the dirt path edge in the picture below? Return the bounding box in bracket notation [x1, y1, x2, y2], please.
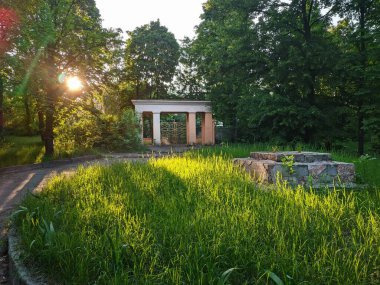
[8, 227, 54, 285]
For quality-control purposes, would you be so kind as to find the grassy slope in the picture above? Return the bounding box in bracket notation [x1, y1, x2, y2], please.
[13, 149, 380, 284]
[0, 136, 99, 168]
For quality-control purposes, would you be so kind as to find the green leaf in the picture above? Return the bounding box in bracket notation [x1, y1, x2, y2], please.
[217, 267, 239, 285]
[265, 270, 284, 285]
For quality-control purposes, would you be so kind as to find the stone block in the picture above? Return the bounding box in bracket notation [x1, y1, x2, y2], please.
[235, 152, 355, 188]
[250, 151, 332, 163]
[336, 163, 355, 183]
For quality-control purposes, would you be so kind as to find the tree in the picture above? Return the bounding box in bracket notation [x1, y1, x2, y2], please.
[334, 0, 380, 154]
[170, 37, 206, 100]
[125, 20, 180, 99]
[0, 6, 19, 139]
[194, 0, 260, 140]
[6, 0, 113, 155]
[253, 0, 343, 143]
[193, 0, 354, 145]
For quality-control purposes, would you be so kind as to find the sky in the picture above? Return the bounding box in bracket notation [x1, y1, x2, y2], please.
[95, 0, 205, 40]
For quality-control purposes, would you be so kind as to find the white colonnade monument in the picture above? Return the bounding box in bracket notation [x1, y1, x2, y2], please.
[132, 100, 215, 146]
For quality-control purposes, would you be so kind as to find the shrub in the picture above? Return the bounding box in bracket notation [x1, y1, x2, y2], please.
[54, 107, 101, 153]
[99, 109, 140, 150]
[55, 107, 141, 153]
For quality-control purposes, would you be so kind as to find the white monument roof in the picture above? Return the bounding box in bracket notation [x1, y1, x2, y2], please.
[132, 100, 212, 113]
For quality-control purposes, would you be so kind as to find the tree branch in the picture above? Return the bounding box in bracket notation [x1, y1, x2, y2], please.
[308, 0, 314, 25]
[310, 5, 337, 27]
[57, 0, 76, 42]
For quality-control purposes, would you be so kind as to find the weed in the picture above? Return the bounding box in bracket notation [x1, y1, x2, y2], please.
[281, 155, 295, 175]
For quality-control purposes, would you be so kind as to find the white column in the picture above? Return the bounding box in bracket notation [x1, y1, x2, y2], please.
[153, 112, 161, 145]
[136, 112, 143, 143]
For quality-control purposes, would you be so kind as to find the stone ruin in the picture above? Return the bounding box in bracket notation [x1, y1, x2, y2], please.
[233, 151, 356, 188]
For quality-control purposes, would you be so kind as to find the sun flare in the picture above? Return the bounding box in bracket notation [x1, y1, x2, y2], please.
[67, 76, 83, 91]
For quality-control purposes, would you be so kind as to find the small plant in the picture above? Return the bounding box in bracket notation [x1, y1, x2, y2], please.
[358, 154, 376, 162]
[295, 143, 303, 153]
[264, 270, 284, 285]
[217, 268, 239, 285]
[39, 218, 56, 247]
[281, 155, 295, 175]
[271, 145, 279, 152]
[307, 175, 314, 187]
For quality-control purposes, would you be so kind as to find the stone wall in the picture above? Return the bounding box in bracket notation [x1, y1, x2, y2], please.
[234, 151, 356, 188]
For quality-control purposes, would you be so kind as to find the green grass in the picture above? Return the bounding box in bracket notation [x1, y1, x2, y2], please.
[13, 150, 380, 284]
[0, 136, 45, 168]
[0, 136, 99, 168]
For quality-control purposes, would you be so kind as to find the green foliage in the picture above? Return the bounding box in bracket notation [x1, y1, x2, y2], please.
[281, 155, 295, 175]
[170, 37, 206, 100]
[192, 0, 380, 151]
[99, 109, 141, 150]
[125, 20, 180, 99]
[55, 107, 102, 153]
[2, 0, 125, 156]
[14, 154, 380, 284]
[55, 107, 140, 152]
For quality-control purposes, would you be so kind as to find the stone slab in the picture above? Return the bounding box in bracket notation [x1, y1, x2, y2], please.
[250, 151, 332, 163]
[233, 157, 355, 187]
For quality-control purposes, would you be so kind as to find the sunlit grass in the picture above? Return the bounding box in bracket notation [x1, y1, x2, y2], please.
[14, 154, 380, 284]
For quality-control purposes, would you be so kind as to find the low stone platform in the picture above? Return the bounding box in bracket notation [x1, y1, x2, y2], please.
[234, 151, 355, 188]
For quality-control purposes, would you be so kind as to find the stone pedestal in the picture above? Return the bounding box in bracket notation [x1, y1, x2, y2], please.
[234, 151, 356, 188]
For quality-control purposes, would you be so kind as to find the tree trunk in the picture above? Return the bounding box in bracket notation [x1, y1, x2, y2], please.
[357, 0, 367, 156]
[24, 93, 32, 135]
[302, 0, 316, 105]
[233, 116, 238, 142]
[0, 75, 4, 140]
[44, 105, 54, 156]
[357, 104, 365, 155]
[44, 82, 57, 156]
[38, 109, 45, 142]
[44, 43, 58, 156]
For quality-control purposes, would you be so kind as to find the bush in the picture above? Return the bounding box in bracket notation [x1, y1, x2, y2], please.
[55, 107, 141, 153]
[55, 107, 101, 153]
[99, 109, 140, 150]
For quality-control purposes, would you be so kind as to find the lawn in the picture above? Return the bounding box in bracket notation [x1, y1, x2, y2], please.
[0, 136, 45, 168]
[13, 146, 380, 284]
[0, 136, 99, 168]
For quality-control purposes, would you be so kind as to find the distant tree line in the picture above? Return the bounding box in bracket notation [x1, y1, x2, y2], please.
[181, 0, 380, 155]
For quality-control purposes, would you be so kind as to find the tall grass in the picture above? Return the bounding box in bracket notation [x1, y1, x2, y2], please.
[14, 155, 380, 284]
